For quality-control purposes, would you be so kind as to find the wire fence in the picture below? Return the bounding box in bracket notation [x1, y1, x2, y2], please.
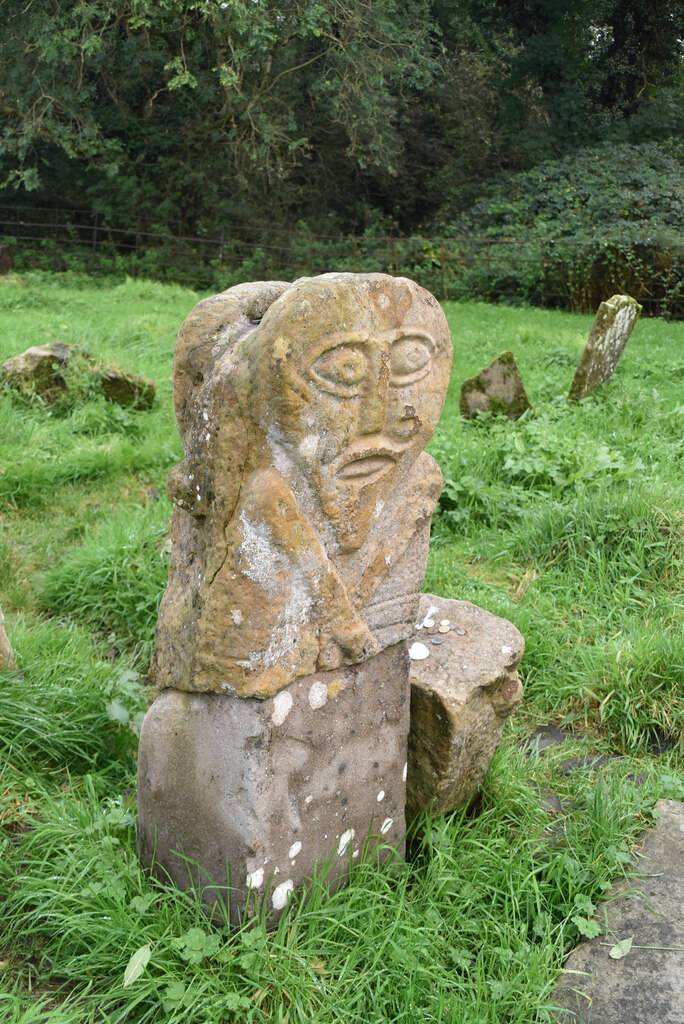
[1, 204, 681, 316]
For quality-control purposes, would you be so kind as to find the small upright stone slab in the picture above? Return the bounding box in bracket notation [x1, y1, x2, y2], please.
[138, 273, 453, 921]
[459, 351, 531, 420]
[568, 294, 641, 401]
[406, 595, 523, 820]
[553, 800, 684, 1023]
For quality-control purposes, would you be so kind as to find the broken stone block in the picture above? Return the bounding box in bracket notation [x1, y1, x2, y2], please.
[406, 594, 523, 820]
[553, 799, 684, 1023]
[0, 607, 15, 670]
[138, 273, 453, 920]
[568, 294, 642, 401]
[1, 342, 155, 408]
[459, 351, 531, 420]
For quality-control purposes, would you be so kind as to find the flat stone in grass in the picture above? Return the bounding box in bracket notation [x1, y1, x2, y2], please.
[459, 351, 531, 420]
[553, 799, 684, 1023]
[406, 594, 523, 820]
[568, 294, 642, 401]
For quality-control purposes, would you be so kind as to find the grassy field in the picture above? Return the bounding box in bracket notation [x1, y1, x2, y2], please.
[1, 271, 682, 1023]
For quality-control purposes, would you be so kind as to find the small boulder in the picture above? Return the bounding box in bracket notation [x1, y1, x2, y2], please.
[99, 368, 155, 410]
[407, 594, 524, 820]
[1, 342, 71, 400]
[568, 294, 641, 401]
[460, 351, 531, 420]
[1, 342, 155, 408]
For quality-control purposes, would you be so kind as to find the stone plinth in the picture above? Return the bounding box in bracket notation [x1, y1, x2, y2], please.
[138, 644, 408, 920]
[568, 294, 641, 401]
[138, 273, 453, 919]
[406, 595, 523, 820]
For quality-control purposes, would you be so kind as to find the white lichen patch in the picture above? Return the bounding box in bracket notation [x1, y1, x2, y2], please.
[246, 868, 264, 890]
[308, 681, 328, 709]
[272, 879, 294, 910]
[272, 691, 293, 726]
[298, 435, 319, 460]
[408, 641, 430, 661]
[231, 608, 243, 625]
[376, 790, 385, 802]
[337, 828, 355, 856]
[380, 817, 394, 835]
[288, 841, 302, 859]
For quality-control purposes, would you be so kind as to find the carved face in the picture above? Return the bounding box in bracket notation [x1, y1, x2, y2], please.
[253, 275, 452, 551]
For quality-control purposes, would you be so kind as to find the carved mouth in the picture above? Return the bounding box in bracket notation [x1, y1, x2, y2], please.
[336, 451, 396, 485]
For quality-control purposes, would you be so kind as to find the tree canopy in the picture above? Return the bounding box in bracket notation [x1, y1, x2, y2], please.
[1, 0, 683, 237]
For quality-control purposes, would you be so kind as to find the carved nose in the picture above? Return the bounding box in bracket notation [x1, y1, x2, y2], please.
[357, 352, 389, 435]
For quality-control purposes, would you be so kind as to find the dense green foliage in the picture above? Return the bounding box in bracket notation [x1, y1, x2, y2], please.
[1, 1, 683, 233]
[1, 275, 682, 1020]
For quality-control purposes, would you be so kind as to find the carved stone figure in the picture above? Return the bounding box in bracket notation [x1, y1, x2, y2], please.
[138, 274, 452, 919]
[151, 274, 452, 699]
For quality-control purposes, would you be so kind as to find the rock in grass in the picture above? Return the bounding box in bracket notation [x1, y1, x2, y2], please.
[459, 351, 531, 420]
[568, 294, 642, 401]
[0, 607, 15, 669]
[0, 342, 72, 401]
[406, 594, 524, 820]
[1, 342, 155, 409]
[553, 800, 684, 1024]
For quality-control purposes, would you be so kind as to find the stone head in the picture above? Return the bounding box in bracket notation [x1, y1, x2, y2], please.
[246, 273, 452, 551]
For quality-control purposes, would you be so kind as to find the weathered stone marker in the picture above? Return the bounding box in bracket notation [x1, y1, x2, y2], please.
[460, 351, 531, 420]
[137, 273, 452, 919]
[568, 294, 641, 401]
[406, 595, 523, 820]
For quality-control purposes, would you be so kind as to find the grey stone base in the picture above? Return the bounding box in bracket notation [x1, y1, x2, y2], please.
[137, 643, 409, 921]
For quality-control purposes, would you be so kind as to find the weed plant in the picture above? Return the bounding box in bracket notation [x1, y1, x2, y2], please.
[0, 275, 682, 1021]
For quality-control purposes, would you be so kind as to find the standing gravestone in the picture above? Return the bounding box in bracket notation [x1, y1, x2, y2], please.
[137, 273, 452, 919]
[568, 294, 641, 401]
[460, 351, 531, 420]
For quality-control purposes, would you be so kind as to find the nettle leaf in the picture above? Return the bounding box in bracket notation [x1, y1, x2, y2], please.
[123, 944, 151, 988]
[609, 935, 634, 959]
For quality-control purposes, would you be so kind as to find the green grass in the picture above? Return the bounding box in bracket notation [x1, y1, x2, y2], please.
[1, 273, 682, 1021]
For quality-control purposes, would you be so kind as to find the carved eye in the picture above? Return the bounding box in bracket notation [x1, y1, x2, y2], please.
[390, 335, 432, 387]
[309, 343, 368, 397]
